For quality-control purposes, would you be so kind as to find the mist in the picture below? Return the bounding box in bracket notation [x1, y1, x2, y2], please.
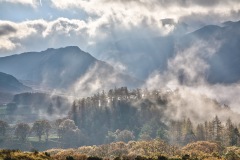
[143, 36, 240, 123]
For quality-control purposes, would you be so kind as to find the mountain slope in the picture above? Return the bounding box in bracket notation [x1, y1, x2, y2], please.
[0, 72, 31, 93]
[93, 20, 240, 84]
[0, 46, 140, 91]
[175, 20, 240, 83]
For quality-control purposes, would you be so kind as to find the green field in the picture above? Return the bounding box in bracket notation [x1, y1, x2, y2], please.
[0, 106, 6, 114]
[28, 134, 58, 143]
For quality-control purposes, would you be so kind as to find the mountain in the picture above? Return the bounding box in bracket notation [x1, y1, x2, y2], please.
[0, 46, 140, 92]
[104, 20, 240, 84]
[0, 72, 31, 93]
[176, 20, 240, 83]
[0, 20, 239, 89]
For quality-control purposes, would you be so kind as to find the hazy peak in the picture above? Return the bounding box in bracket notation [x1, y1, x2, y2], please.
[43, 46, 82, 53]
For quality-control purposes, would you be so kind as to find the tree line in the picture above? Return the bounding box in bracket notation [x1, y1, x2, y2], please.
[68, 87, 240, 146]
[0, 87, 240, 150]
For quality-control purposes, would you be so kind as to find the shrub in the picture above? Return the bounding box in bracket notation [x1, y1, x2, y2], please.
[45, 152, 51, 157]
[181, 141, 223, 159]
[158, 155, 168, 160]
[87, 156, 103, 160]
[31, 149, 39, 155]
[66, 156, 75, 160]
[181, 154, 190, 160]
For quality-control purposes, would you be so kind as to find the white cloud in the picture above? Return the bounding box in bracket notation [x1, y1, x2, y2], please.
[0, 0, 239, 56]
[50, 0, 240, 26]
[0, 0, 40, 7]
[0, 13, 176, 55]
[0, 18, 90, 54]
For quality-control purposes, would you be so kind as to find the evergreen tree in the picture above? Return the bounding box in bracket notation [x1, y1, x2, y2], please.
[196, 124, 205, 141]
[212, 116, 223, 141]
[183, 118, 196, 145]
[224, 118, 235, 146]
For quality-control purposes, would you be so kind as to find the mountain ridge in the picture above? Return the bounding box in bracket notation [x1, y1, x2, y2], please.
[0, 72, 31, 93]
[0, 46, 141, 92]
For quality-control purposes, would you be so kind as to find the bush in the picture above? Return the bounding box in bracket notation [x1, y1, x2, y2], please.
[158, 155, 168, 160]
[31, 149, 39, 155]
[181, 141, 223, 159]
[135, 155, 148, 160]
[182, 154, 190, 160]
[225, 150, 240, 160]
[87, 156, 103, 160]
[45, 152, 51, 157]
[4, 156, 13, 160]
[66, 156, 75, 160]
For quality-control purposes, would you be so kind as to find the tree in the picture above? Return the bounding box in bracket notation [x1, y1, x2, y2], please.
[207, 121, 214, 141]
[156, 127, 169, 142]
[105, 131, 117, 143]
[43, 120, 51, 142]
[196, 124, 205, 141]
[224, 118, 235, 146]
[212, 116, 223, 141]
[183, 118, 196, 145]
[0, 120, 8, 137]
[139, 123, 153, 140]
[32, 120, 51, 142]
[55, 118, 67, 138]
[32, 120, 45, 142]
[58, 119, 82, 147]
[232, 128, 240, 146]
[71, 100, 78, 126]
[116, 130, 135, 142]
[168, 120, 183, 145]
[15, 123, 30, 142]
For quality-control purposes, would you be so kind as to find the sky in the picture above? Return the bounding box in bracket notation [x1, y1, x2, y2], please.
[0, 0, 240, 57]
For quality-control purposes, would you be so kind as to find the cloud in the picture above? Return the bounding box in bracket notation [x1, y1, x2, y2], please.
[0, 20, 44, 53]
[0, 0, 40, 7]
[0, 24, 16, 36]
[51, 0, 240, 25]
[144, 39, 221, 88]
[70, 61, 139, 97]
[143, 38, 240, 122]
[0, 18, 90, 54]
[0, 0, 239, 57]
[0, 13, 176, 56]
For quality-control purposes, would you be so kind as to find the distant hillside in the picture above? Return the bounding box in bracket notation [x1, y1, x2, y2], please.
[8, 92, 71, 120]
[0, 46, 141, 91]
[0, 92, 13, 104]
[0, 72, 31, 93]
